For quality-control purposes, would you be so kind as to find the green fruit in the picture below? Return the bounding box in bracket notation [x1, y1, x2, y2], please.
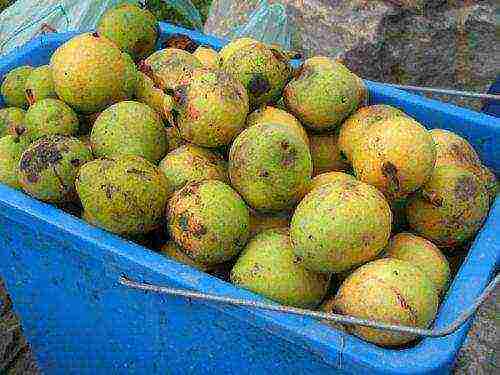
[331, 258, 438, 347]
[283, 57, 365, 131]
[246, 105, 309, 147]
[19, 136, 92, 202]
[383, 233, 450, 298]
[142, 48, 202, 91]
[307, 171, 357, 195]
[50, 32, 137, 113]
[159, 241, 213, 272]
[309, 131, 350, 176]
[220, 38, 292, 109]
[90, 101, 167, 164]
[230, 228, 330, 308]
[166, 179, 250, 266]
[159, 144, 227, 193]
[0, 107, 25, 137]
[20, 98, 79, 144]
[229, 123, 312, 212]
[430, 128, 497, 205]
[1, 66, 33, 109]
[0, 135, 26, 189]
[24, 65, 57, 105]
[193, 46, 219, 69]
[352, 116, 436, 200]
[248, 209, 290, 238]
[406, 165, 489, 248]
[218, 38, 255, 62]
[97, 4, 159, 61]
[290, 178, 392, 273]
[76, 156, 171, 236]
[170, 67, 249, 148]
[338, 104, 406, 162]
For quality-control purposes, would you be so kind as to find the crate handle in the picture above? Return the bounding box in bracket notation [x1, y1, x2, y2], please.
[119, 273, 498, 338]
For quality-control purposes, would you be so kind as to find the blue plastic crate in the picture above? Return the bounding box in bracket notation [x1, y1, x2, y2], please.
[0, 23, 499, 375]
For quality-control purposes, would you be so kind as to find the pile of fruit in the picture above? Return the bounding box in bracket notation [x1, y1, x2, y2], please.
[0, 4, 497, 348]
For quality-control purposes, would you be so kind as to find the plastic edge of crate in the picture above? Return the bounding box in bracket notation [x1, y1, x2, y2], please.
[0, 22, 499, 375]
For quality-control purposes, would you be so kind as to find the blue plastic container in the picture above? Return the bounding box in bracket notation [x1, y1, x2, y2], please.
[0, 23, 499, 375]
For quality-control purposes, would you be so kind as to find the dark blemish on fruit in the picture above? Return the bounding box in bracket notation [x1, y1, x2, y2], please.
[26, 89, 35, 105]
[173, 85, 189, 107]
[15, 126, 26, 136]
[178, 215, 189, 232]
[382, 161, 400, 193]
[393, 270, 399, 276]
[308, 234, 314, 240]
[191, 222, 207, 239]
[248, 74, 270, 97]
[455, 175, 477, 201]
[282, 147, 297, 167]
[103, 184, 119, 200]
[126, 168, 151, 180]
[422, 190, 443, 207]
[250, 263, 262, 276]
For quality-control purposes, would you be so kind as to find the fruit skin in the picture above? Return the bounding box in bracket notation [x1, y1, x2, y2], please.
[230, 228, 330, 308]
[290, 178, 392, 273]
[91, 101, 167, 164]
[283, 57, 365, 131]
[159, 241, 213, 272]
[97, 4, 159, 61]
[166, 179, 250, 266]
[406, 164, 489, 248]
[229, 122, 312, 212]
[0, 107, 25, 137]
[218, 38, 256, 62]
[352, 116, 436, 201]
[169, 67, 249, 148]
[331, 258, 438, 347]
[220, 38, 292, 109]
[142, 48, 202, 91]
[24, 65, 57, 105]
[338, 104, 406, 162]
[306, 171, 357, 195]
[248, 209, 291, 238]
[159, 144, 227, 193]
[193, 46, 219, 69]
[0, 135, 26, 189]
[246, 105, 309, 147]
[19, 136, 92, 203]
[76, 155, 171, 236]
[383, 233, 450, 298]
[50, 32, 137, 113]
[165, 126, 187, 152]
[309, 131, 350, 176]
[430, 128, 497, 204]
[20, 98, 79, 145]
[1, 66, 33, 109]
[135, 72, 172, 122]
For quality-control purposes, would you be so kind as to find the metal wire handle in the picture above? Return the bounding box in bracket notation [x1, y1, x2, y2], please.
[373, 82, 500, 101]
[119, 273, 499, 338]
